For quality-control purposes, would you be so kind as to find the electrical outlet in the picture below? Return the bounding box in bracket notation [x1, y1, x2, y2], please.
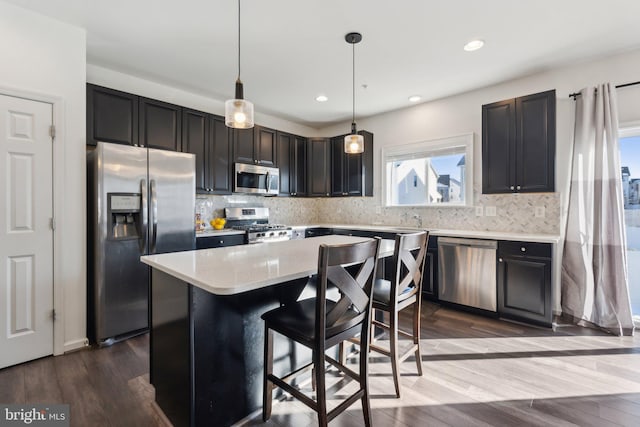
[475, 206, 483, 216]
[375, 206, 382, 214]
[535, 206, 545, 218]
[485, 206, 496, 217]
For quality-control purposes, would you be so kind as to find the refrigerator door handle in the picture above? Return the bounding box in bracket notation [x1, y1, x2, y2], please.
[140, 179, 148, 253]
[150, 179, 158, 253]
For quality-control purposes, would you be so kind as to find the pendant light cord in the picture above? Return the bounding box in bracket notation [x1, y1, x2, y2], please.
[352, 40, 355, 124]
[237, 0, 241, 80]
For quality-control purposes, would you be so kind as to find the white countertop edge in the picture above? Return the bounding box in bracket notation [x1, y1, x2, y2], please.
[141, 255, 316, 295]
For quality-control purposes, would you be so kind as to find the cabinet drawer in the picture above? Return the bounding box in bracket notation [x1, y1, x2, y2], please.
[196, 234, 245, 249]
[499, 241, 551, 258]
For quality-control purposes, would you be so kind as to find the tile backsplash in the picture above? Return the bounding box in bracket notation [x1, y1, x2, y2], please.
[197, 192, 560, 235]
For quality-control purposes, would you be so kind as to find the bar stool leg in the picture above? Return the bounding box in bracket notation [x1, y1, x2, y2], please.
[360, 323, 372, 427]
[414, 300, 423, 376]
[389, 309, 401, 398]
[314, 350, 328, 427]
[262, 326, 274, 421]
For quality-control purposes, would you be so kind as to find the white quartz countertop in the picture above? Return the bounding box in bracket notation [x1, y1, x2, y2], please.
[302, 224, 560, 244]
[141, 235, 395, 296]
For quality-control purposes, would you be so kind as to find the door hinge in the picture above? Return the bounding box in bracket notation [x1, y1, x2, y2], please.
[50, 217, 56, 230]
[49, 125, 56, 140]
[51, 309, 57, 321]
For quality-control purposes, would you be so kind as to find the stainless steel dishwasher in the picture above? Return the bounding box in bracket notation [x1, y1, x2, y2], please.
[438, 237, 498, 312]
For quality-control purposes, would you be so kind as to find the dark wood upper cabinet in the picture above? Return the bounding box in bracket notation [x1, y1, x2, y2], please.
[277, 132, 307, 196]
[516, 91, 556, 192]
[87, 84, 376, 198]
[292, 136, 307, 197]
[307, 138, 331, 197]
[232, 128, 255, 165]
[209, 115, 232, 194]
[139, 97, 182, 151]
[330, 131, 373, 197]
[181, 111, 231, 194]
[255, 126, 277, 167]
[232, 125, 277, 166]
[87, 84, 139, 146]
[182, 109, 208, 191]
[277, 132, 293, 195]
[482, 89, 555, 194]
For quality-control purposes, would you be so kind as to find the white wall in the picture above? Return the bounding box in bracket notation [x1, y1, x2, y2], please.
[319, 48, 640, 233]
[0, 1, 87, 352]
[87, 65, 318, 137]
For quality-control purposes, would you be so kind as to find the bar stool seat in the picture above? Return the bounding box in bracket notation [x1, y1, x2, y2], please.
[372, 279, 415, 306]
[261, 297, 366, 348]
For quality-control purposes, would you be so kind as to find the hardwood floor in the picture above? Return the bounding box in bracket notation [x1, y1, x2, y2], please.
[2, 302, 640, 426]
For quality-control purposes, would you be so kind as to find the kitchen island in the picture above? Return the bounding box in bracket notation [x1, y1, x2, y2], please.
[141, 235, 394, 427]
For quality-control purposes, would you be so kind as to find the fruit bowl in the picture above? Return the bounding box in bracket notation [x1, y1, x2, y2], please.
[210, 218, 226, 230]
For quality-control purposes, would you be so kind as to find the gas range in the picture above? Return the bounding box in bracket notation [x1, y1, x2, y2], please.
[224, 207, 292, 244]
[232, 223, 292, 244]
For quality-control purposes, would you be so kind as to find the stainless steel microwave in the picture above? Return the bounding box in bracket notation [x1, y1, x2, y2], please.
[234, 163, 279, 195]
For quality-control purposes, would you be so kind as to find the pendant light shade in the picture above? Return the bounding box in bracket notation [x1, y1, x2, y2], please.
[225, 0, 254, 129]
[344, 124, 364, 154]
[344, 32, 364, 154]
[225, 79, 254, 129]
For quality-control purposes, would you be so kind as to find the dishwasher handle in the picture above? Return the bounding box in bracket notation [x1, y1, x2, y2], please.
[437, 236, 497, 249]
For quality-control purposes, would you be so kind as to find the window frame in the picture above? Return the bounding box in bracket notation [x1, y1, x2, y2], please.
[382, 133, 474, 208]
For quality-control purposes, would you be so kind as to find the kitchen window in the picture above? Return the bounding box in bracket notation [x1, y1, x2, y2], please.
[383, 133, 474, 207]
[619, 122, 640, 324]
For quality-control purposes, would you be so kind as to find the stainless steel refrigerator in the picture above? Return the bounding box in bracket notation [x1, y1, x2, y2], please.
[87, 142, 195, 345]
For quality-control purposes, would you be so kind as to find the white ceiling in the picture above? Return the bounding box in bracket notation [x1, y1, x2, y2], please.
[6, 0, 640, 128]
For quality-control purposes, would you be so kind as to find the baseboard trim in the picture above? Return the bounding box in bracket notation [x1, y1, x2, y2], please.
[64, 337, 89, 353]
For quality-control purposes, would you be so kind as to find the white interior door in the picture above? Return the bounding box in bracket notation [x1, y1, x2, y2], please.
[0, 93, 54, 369]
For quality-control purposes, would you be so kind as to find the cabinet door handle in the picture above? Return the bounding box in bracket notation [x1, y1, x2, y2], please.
[516, 185, 521, 190]
[510, 185, 515, 190]
[521, 247, 526, 252]
[499, 258, 503, 262]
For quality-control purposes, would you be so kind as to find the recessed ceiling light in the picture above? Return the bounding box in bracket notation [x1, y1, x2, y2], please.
[315, 94, 328, 102]
[408, 95, 421, 103]
[464, 39, 484, 52]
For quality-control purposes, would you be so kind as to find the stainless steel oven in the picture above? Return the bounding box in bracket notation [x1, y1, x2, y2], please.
[234, 163, 279, 195]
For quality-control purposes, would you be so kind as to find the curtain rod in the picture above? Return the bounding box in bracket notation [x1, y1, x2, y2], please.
[569, 81, 640, 99]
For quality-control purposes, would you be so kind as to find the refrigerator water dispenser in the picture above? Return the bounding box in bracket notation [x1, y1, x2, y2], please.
[108, 193, 141, 240]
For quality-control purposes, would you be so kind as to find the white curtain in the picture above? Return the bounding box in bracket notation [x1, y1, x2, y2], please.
[561, 83, 634, 336]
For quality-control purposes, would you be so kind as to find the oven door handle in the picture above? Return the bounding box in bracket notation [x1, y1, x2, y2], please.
[265, 171, 270, 192]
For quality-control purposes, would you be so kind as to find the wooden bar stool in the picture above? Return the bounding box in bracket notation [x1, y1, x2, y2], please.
[262, 238, 380, 426]
[369, 231, 428, 398]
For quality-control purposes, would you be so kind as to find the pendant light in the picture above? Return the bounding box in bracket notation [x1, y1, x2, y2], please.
[344, 32, 364, 154]
[225, 0, 254, 129]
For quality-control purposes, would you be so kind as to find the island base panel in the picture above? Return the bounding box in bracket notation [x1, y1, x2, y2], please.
[151, 269, 312, 427]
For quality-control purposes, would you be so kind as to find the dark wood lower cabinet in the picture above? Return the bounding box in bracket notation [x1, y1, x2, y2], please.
[422, 236, 438, 300]
[195, 234, 245, 249]
[497, 241, 552, 327]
